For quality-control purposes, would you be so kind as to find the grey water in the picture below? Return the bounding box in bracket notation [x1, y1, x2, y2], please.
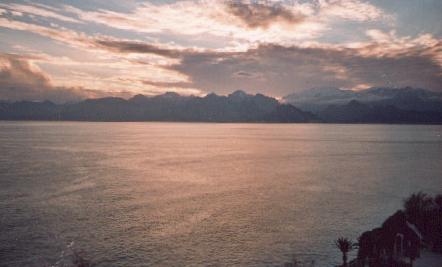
[0, 122, 441, 267]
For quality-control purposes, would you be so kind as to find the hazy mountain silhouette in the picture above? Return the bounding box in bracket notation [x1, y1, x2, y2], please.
[283, 87, 442, 123]
[2, 88, 441, 123]
[283, 87, 442, 113]
[0, 90, 315, 122]
[319, 100, 442, 123]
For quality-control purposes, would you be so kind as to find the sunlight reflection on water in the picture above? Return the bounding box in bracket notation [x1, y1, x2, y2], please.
[0, 122, 441, 266]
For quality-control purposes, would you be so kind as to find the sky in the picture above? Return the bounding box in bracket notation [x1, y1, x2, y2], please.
[0, 0, 441, 102]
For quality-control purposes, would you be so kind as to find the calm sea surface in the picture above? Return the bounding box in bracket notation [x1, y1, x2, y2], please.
[0, 122, 441, 266]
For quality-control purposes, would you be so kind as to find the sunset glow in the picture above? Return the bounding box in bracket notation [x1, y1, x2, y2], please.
[0, 0, 441, 102]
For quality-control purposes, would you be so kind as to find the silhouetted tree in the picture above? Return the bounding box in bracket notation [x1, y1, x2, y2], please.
[335, 237, 355, 267]
[404, 192, 442, 253]
[404, 192, 433, 224]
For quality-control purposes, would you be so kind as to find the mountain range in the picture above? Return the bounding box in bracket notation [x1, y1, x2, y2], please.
[283, 87, 442, 124]
[0, 90, 315, 123]
[283, 87, 442, 112]
[1, 87, 441, 123]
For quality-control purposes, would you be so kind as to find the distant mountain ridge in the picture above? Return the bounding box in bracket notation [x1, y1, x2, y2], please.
[2, 88, 441, 124]
[0, 90, 315, 123]
[318, 100, 442, 124]
[283, 87, 442, 123]
[283, 87, 442, 113]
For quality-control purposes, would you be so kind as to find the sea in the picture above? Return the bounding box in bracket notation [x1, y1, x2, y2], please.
[1, 122, 441, 266]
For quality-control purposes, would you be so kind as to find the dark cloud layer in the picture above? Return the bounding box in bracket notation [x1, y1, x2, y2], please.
[94, 40, 182, 58]
[141, 80, 194, 88]
[226, 1, 305, 29]
[2, 35, 441, 102]
[169, 44, 441, 95]
[89, 37, 442, 96]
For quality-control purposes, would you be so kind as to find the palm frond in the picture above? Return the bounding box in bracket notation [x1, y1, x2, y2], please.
[334, 237, 355, 253]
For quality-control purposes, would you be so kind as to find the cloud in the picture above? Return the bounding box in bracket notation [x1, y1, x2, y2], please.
[140, 80, 194, 88]
[0, 3, 82, 24]
[164, 39, 442, 95]
[138, 80, 203, 95]
[11, 15, 435, 96]
[0, 54, 125, 103]
[318, 0, 390, 22]
[0, 0, 393, 51]
[93, 39, 184, 58]
[225, 1, 306, 29]
[0, 17, 91, 50]
[0, 17, 200, 97]
[61, 1, 326, 44]
[232, 70, 261, 78]
[0, 3, 438, 100]
[74, 29, 441, 95]
[57, 0, 393, 46]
